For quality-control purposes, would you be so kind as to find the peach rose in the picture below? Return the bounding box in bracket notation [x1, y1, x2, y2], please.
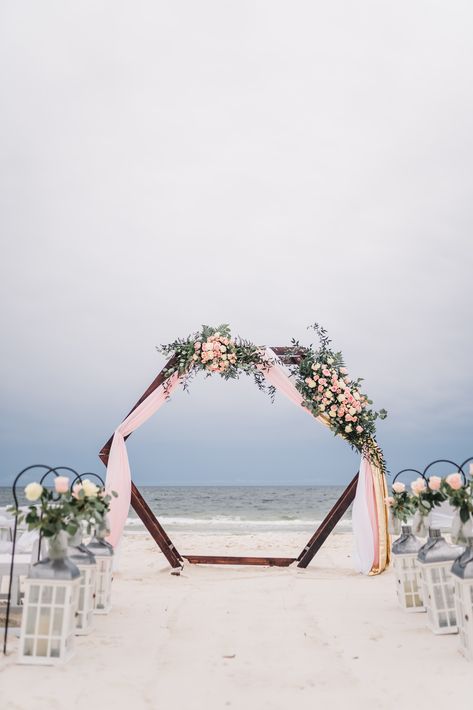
[385, 496, 394, 507]
[54, 476, 69, 494]
[411, 478, 426, 495]
[446, 473, 463, 491]
[428, 476, 442, 491]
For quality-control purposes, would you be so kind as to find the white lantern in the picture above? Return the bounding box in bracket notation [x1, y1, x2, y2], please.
[451, 540, 473, 660]
[18, 534, 80, 665]
[417, 528, 464, 635]
[67, 534, 96, 635]
[86, 536, 113, 614]
[391, 525, 424, 612]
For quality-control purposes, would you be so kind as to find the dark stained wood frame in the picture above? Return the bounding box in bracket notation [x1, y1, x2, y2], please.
[99, 347, 357, 569]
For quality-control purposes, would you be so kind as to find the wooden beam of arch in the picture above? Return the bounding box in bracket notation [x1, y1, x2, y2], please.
[99, 347, 357, 569]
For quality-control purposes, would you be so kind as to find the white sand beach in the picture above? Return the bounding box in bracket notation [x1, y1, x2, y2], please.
[1, 531, 471, 710]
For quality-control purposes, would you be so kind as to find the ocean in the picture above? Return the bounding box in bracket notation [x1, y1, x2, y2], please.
[0, 485, 352, 534]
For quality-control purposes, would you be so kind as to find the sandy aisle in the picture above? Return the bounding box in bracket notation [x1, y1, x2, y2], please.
[1, 532, 470, 710]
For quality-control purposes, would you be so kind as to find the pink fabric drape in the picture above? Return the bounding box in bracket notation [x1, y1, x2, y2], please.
[105, 348, 379, 574]
[105, 372, 181, 546]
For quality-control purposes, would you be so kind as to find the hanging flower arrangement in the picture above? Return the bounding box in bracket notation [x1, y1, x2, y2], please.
[291, 324, 387, 471]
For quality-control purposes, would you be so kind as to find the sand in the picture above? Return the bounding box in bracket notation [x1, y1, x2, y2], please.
[0, 531, 471, 710]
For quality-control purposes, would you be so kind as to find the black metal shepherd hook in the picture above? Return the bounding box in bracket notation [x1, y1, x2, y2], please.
[422, 459, 467, 485]
[392, 468, 427, 484]
[2, 464, 79, 656]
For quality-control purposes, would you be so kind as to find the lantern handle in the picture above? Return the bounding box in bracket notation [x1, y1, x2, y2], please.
[392, 468, 426, 484]
[70, 472, 105, 488]
[422, 459, 467, 486]
[459, 456, 473, 477]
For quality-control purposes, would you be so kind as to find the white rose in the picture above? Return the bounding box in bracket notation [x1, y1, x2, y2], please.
[340, 367, 348, 374]
[345, 424, 352, 433]
[337, 394, 345, 402]
[220, 345, 226, 353]
[329, 411, 337, 418]
[312, 363, 321, 370]
[327, 357, 334, 364]
[348, 407, 356, 415]
[25, 482, 43, 501]
[353, 391, 360, 400]
[82, 480, 99, 498]
[319, 405, 326, 411]
[338, 380, 346, 389]
[392, 482, 405, 494]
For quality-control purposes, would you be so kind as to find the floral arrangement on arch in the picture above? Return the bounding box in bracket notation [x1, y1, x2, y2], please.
[157, 322, 387, 470]
[158, 324, 275, 396]
[291, 324, 387, 471]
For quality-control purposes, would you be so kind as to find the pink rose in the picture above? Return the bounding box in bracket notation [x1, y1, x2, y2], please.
[385, 496, 394, 507]
[428, 476, 442, 491]
[72, 482, 83, 499]
[411, 478, 426, 495]
[323, 369, 330, 376]
[318, 378, 327, 386]
[340, 367, 348, 374]
[194, 341, 201, 350]
[318, 385, 324, 392]
[355, 425, 363, 434]
[446, 473, 463, 491]
[54, 476, 69, 494]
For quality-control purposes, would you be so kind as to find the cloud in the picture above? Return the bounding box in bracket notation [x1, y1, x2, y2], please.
[0, 2, 472, 483]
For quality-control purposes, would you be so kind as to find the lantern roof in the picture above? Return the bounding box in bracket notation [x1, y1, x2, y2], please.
[29, 557, 80, 581]
[67, 544, 96, 566]
[86, 537, 114, 557]
[392, 526, 423, 555]
[417, 529, 464, 564]
[451, 542, 473, 580]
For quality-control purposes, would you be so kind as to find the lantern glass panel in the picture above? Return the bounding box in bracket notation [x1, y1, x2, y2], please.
[36, 638, 48, 657]
[50, 639, 60, 658]
[26, 607, 37, 634]
[56, 587, 65, 604]
[23, 638, 34, 656]
[41, 586, 53, 604]
[30, 585, 40, 603]
[38, 607, 51, 635]
[52, 608, 63, 635]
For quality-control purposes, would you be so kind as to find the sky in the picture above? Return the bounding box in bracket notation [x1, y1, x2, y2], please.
[0, 2, 472, 487]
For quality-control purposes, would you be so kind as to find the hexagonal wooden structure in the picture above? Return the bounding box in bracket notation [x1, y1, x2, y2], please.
[99, 347, 358, 568]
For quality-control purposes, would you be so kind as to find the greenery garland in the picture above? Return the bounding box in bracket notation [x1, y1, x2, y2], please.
[157, 322, 387, 472]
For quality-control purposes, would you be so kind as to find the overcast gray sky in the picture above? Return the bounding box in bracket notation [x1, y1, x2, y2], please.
[1, 2, 472, 486]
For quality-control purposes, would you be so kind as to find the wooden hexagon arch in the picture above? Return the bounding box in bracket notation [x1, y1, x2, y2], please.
[99, 347, 359, 569]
